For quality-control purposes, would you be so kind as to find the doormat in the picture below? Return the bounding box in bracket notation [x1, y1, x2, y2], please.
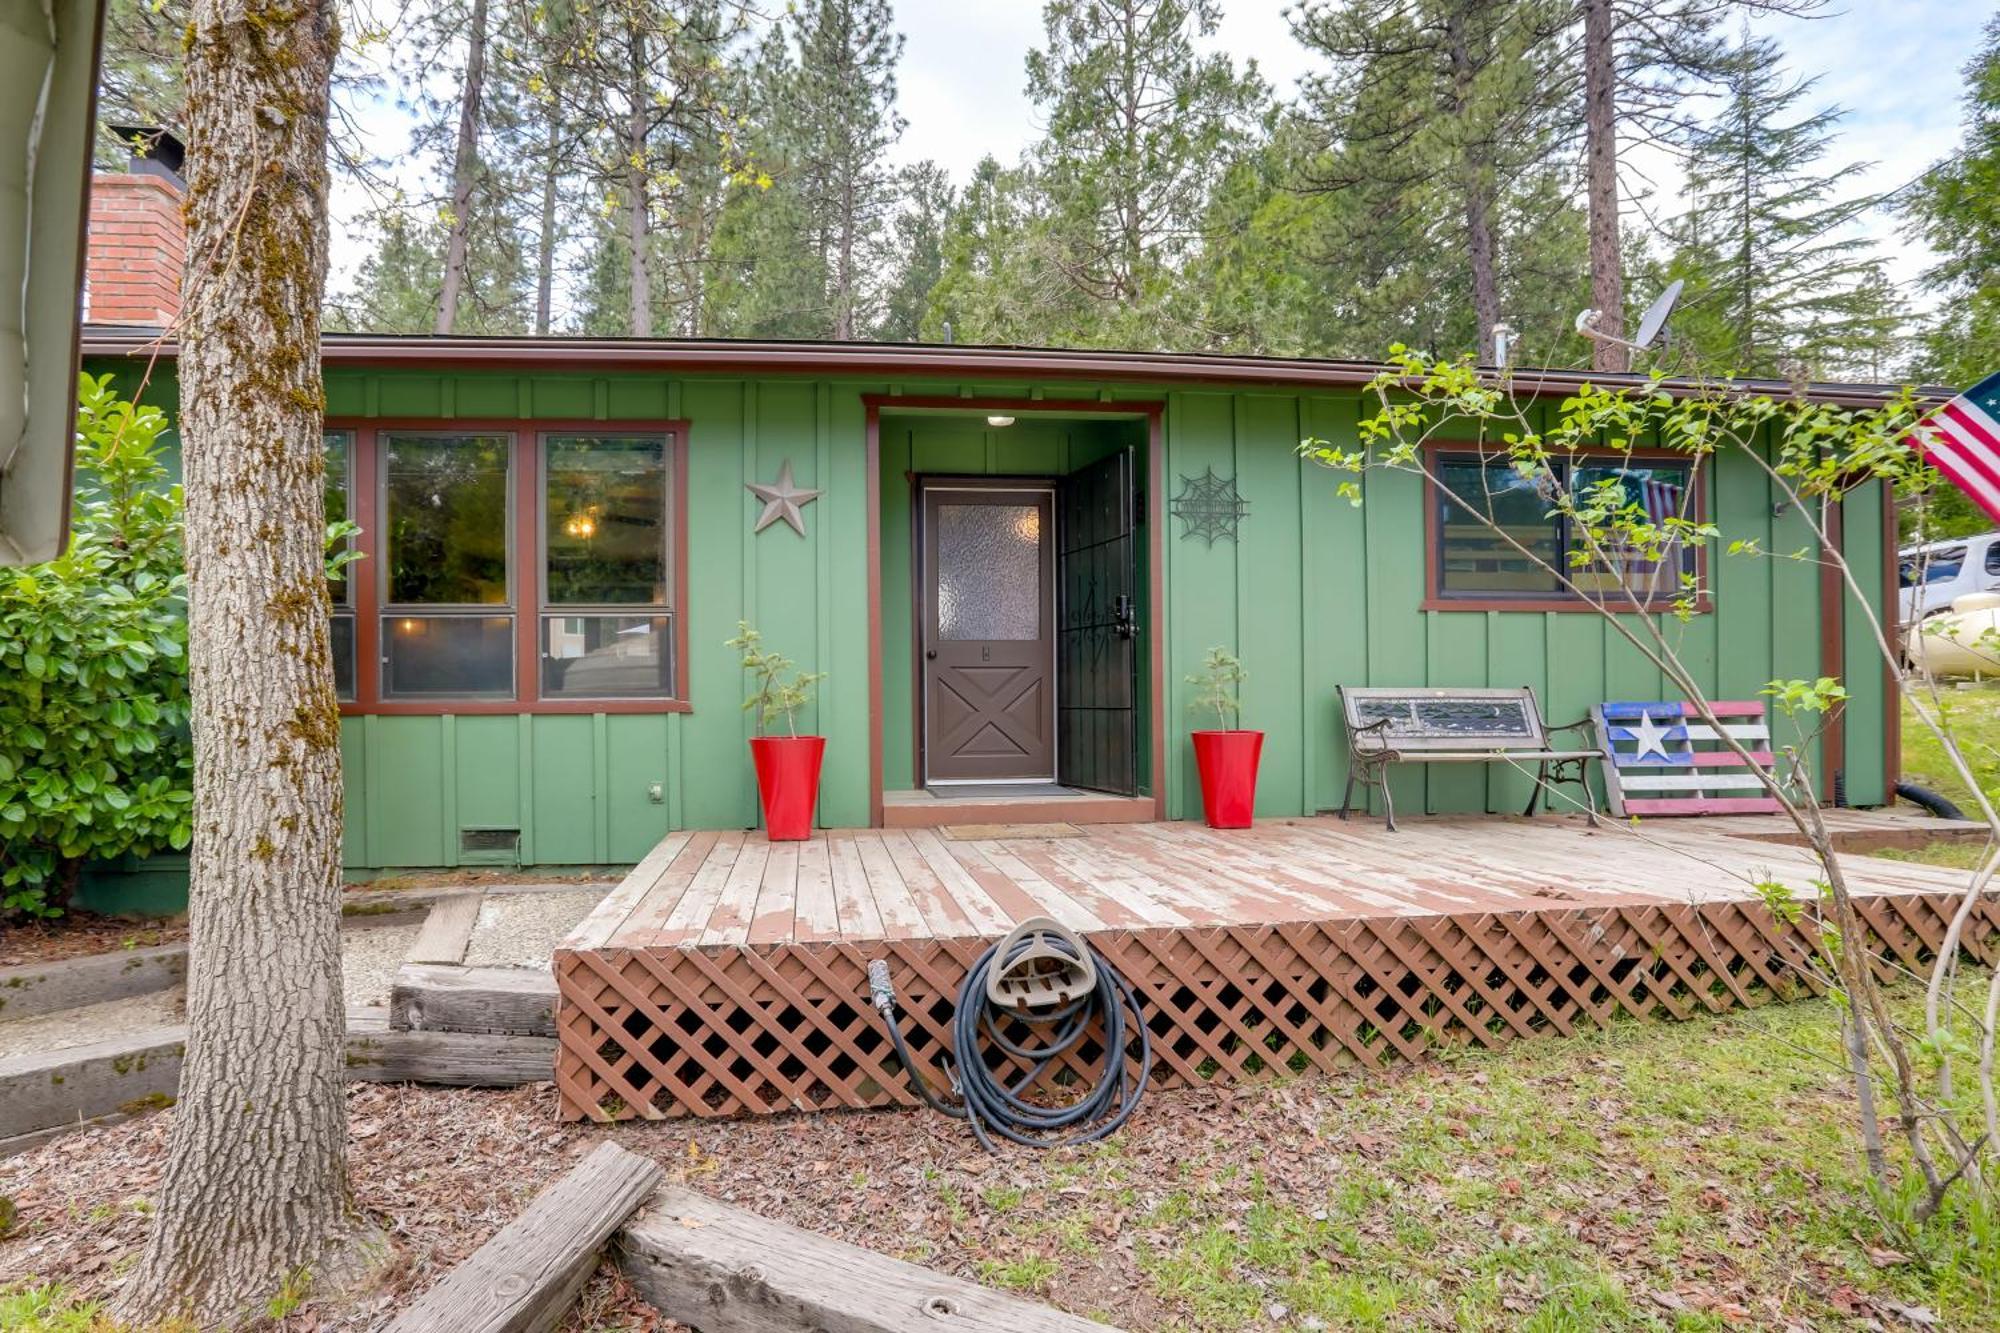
[938, 822, 1086, 841]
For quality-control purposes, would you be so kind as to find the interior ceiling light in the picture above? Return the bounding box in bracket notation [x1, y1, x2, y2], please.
[986, 415, 1015, 427]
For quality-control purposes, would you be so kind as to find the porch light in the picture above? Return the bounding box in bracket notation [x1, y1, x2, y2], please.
[986, 414, 1015, 427]
[563, 509, 598, 540]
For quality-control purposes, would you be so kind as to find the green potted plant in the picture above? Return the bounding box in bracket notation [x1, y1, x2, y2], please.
[728, 623, 827, 840]
[1187, 646, 1261, 829]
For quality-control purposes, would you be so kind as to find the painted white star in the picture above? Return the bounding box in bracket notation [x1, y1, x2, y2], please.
[1628, 711, 1675, 761]
[746, 460, 822, 537]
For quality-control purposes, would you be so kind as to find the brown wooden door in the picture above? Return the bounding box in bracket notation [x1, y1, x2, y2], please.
[921, 484, 1057, 784]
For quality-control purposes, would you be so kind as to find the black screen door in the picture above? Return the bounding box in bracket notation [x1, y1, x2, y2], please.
[1057, 449, 1138, 795]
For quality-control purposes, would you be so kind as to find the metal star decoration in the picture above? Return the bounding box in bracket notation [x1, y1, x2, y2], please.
[746, 460, 822, 537]
[1171, 467, 1249, 545]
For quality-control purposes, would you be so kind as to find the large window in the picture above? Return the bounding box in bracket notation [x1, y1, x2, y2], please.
[1431, 452, 1701, 609]
[540, 434, 675, 699]
[381, 432, 514, 699]
[325, 422, 684, 711]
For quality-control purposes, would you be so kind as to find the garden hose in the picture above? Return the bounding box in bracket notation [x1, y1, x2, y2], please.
[867, 919, 1152, 1151]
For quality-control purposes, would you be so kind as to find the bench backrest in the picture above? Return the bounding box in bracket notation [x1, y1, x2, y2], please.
[1338, 685, 1550, 753]
[1592, 700, 1782, 817]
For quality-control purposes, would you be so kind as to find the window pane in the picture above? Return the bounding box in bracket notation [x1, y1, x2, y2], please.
[325, 430, 352, 606]
[383, 615, 513, 699]
[541, 615, 674, 698]
[384, 434, 510, 605]
[1436, 459, 1560, 597]
[330, 612, 355, 702]
[1567, 463, 1695, 599]
[544, 435, 671, 605]
[937, 502, 1042, 640]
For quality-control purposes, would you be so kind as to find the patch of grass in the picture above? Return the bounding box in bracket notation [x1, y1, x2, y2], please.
[1900, 684, 2000, 814]
[1125, 983, 1998, 1331]
[978, 1253, 1059, 1294]
[0, 1282, 195, 1332]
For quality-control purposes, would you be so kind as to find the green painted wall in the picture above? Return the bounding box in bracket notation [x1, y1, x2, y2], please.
[87, 360, 1895, 872]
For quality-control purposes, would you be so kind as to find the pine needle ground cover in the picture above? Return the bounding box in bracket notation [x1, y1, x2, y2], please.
[4, 982, 1995, 1330]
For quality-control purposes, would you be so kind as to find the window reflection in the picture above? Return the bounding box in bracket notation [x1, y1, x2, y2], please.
[541, 615, 673, 698]
[383, 615, 513, 699]
[384, 434, 510, 605]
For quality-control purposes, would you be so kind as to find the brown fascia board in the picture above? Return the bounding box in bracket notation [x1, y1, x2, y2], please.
[75, 327, 1948, 410]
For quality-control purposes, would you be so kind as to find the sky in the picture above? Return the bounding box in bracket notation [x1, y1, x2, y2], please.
[328, 0, 1992, 319]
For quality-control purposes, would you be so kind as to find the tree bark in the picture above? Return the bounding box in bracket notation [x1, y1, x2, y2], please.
[1583, 0, 1626, 371]
[1447, 7, 1500, 363]
[535, 92, 561, 336]
[625, 21, 653, 338]
[437, 0, 492, 335]
[119, 0, 365, 1323]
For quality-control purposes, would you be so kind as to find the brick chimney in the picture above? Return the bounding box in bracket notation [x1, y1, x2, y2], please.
[84, 127, 187, 328]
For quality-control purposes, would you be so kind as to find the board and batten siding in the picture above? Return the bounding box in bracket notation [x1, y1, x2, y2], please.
[89, 361, 1895, 872]
[1160, 389, 1892, 822]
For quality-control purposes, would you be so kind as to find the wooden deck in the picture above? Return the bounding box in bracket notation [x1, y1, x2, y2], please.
[552, 812, 2000, 1121]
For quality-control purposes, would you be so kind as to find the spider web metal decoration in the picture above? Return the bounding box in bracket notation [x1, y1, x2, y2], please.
[1171, 468, 1249, 545]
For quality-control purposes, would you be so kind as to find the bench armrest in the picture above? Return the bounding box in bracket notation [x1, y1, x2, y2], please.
[1547, 716, 1600, 749]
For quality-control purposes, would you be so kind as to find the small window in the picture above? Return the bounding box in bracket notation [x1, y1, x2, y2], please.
[1433, 453, 1699, 607]
[324, 430, 355, 701]
[539, 433, 674, 698]
[380, 433, 513, 700]
[1983, 542, 2000, 576]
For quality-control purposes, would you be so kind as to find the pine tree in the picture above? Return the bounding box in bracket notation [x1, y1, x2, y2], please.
[875, 161, 954, 341]
[1015, 0, 1266, 346]
[95, 0, 189, 164]
[1906, 14, 2000, 389]
[786, 0, 905, 339]
[1287, 0, 1582, 361]
[1665, 32, 1903, 378]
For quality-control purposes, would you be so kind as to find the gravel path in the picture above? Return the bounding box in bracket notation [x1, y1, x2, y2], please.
[342, 921, 423, 1007]
[463, 889, 602, 970]
[0, 990, 186, 1059]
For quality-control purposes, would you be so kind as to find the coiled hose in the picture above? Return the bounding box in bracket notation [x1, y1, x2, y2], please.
[868, 934, 1152, 1152]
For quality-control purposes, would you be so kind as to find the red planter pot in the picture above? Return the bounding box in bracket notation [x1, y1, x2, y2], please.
[1192, 730, 1264, 829]
[750, 735, 826, 841]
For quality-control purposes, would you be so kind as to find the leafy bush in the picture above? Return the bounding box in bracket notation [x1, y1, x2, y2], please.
[0, 375, 191, 916]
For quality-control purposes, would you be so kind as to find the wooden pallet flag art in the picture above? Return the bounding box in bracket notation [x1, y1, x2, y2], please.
[1592, 700, 1783, 817]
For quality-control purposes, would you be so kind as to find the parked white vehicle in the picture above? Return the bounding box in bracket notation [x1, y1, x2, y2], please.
[1899, 533, 2000, 624]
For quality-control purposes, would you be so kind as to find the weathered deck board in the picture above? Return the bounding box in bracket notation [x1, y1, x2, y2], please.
[555, 812, 1998, 1121]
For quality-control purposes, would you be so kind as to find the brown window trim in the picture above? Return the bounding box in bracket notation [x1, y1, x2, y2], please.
[331, 417, 692, 716]
[1419, 440, 1714, 615]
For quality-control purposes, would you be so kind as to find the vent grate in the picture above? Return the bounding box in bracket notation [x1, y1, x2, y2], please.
[459, 826, 521, 865]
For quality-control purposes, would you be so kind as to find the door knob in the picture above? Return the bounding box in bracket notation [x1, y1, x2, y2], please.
[926, 649, 937, 660]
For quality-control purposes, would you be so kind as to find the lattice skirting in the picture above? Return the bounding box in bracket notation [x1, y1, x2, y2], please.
[552, 891, 2000, 1121]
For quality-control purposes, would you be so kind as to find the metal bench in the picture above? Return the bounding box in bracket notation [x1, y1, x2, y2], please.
[1337, 686, 1600, 831]
[1592, 700, 1784, 817]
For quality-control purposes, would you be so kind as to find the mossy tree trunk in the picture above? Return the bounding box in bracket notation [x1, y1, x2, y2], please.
[119, 0, 366, 1322]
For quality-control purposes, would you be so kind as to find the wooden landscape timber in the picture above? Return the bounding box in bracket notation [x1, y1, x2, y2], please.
[408, 892, 484, 965]
[0, 944, 186, 1021]
[386, 1142, 664, 1333]
[1, 1011, 554, 1144]
[619, 1185, 1120, 1332]
[391, 963, 558, 1037]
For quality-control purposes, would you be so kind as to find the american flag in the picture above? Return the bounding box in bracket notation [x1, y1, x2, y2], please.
[1912, 371, 2000, 523]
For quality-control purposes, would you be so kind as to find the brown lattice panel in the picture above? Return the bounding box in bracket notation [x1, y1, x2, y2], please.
[552, 815, 1999, 1121]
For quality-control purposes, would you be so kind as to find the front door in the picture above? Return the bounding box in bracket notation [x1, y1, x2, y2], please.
[921, 483, 1057, 784]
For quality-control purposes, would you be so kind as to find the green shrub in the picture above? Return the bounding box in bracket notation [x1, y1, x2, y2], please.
[0, 375, 191, 917]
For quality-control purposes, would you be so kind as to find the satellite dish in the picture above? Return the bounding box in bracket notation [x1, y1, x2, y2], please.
[1574, 279, 1683, 358]
[1632, 280, 1683, 349]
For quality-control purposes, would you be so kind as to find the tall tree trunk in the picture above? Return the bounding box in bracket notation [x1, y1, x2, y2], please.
[437, 0, 492, 335]
[625, 23, 653, 338]
[119, 0, 364, 1321]
[1447, 8, 1500, 363]
[1583, 0, 1626, 371]
[535, 93, 561, 336]
[834, 173, 856, 339]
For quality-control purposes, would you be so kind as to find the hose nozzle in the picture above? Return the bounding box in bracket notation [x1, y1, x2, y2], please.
[867, 959, 896, 1014]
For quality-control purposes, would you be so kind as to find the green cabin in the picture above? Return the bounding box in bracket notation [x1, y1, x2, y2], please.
[65, 147, 1900, 893]
[81, 327, 1901, 885]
